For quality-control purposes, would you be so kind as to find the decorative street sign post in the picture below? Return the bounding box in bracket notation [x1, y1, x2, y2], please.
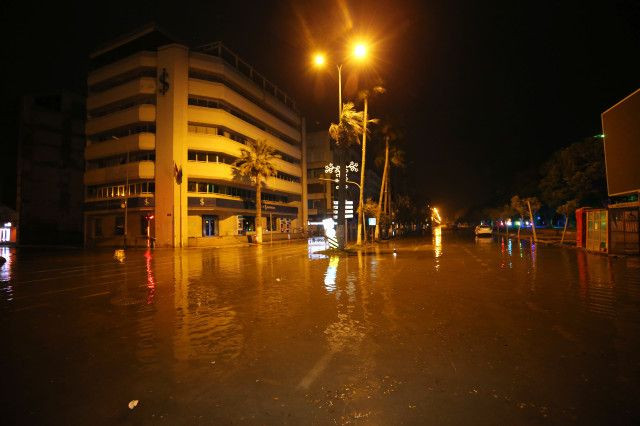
[325, 157, 358, 249]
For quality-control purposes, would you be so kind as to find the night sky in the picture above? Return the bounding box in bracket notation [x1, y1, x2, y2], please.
[2, 0, 639, 217]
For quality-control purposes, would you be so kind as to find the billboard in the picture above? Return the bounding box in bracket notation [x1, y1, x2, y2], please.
[601, 88, 640, 196]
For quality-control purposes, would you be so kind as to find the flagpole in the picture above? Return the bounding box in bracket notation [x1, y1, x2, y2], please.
[180, 177, 183, 248]
[174, 163, 184, 248]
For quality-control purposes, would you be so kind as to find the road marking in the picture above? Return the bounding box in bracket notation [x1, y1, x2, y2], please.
[11, 303, 50, 312]
[79, 291, 111, 299]
[298, 351, 335, 389]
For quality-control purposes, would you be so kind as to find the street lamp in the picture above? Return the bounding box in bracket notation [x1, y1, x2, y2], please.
[353, 43, 367, 59]
[311, 41, 370, 248]
[113, 136, 129, 249]
[312, 40, 370, 121]
[313, 53, 326, 67]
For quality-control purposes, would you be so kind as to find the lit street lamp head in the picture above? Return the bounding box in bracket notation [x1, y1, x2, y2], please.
[313, 52, 326, 67]
[353, 43, 367, 59]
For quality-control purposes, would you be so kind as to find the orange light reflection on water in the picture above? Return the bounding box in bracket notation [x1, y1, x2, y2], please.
[144, 249, 156, 304]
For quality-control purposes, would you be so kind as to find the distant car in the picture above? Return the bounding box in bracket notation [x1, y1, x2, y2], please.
[474, 224, 493, 237]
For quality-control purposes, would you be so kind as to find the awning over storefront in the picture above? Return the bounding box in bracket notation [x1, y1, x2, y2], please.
[85, 197, 155, 211]
[188, 197, 298, 216]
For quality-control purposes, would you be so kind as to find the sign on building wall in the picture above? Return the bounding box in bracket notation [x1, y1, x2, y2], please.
[601, 88, 640, 196]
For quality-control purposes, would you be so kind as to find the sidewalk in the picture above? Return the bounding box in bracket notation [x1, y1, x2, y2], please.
[495, 228, 577, 247]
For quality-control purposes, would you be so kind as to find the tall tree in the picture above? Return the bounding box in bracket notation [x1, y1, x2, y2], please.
[356, 89, 382, 245]
[385, 146, 405, 223]
[329, 102, 365, 147]
[510, 195, 527, 239]
[375, 123, 397, 240]
[557, 199, 577, 244]
[524, 197, 541, 242]
[233, 140, 279, 244]
[539, 136, 607, 209]
[329, 102, 366, 248]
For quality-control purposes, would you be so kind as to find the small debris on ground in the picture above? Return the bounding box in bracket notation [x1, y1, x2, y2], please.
[128, 400, 139, 410]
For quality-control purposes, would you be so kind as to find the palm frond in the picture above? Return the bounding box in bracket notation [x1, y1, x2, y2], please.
[329, 102, 366, 147]
[232, 139, 280, 185]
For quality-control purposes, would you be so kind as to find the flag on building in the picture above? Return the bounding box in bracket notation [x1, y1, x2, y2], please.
[174, 163, 183, 185]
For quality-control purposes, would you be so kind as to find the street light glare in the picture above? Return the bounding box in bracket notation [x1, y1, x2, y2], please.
[353, 43, 367, 59]
[313, 53, 326, 67]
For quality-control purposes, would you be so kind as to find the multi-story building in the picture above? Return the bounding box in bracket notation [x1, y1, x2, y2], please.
[84, 26, 307, 247]
[17, 91, 85, 245]
[306, 130, 333, 223]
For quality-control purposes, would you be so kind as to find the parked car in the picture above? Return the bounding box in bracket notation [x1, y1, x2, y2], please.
[474, 224, 493, 237]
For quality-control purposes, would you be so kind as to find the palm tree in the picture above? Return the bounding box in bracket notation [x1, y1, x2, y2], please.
[329, 102, 365, 147]
[328, 102, 365, 248]
[375, 124, 397, 240]
[233, 139, 279, 244]
[355, 87, 383, 245]
[383, 146, 405, 237]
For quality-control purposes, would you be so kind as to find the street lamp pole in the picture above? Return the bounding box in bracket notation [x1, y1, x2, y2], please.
[357, 95, 368, 245]
[334, 63, 348, 247]
[312, 45, 369, 249]
[337, 64, 342, 121]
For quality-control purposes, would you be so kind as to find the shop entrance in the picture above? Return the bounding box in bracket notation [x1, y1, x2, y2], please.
[202, 215, 218, 237]
[237, 216, 255, 235]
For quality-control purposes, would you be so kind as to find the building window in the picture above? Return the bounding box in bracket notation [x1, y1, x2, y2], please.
[266, 216, 279, 232]
[202, 215, 217, 237]
[115, 216, 125, 235]
[307, 183, 325, 193]
[187, 180, 288, 203]
[140, 215, 148, 235]
[237, 215, 255, 235]
[187, 96, 299, 146]
[88, 181, 155, 199]
[94, 218, 103, 237]
[90, 123, 156, 143]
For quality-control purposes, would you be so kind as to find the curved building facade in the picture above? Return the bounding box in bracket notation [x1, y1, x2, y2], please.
[84, 27, 307, 247]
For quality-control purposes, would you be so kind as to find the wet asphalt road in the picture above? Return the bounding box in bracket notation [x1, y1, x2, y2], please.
[1, 229, 640, 425]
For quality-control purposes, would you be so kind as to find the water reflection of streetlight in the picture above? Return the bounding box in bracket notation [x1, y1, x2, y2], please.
[144, 249, 156, 304]
[0, 246, 13, 300]
[433, 226, 443, 258]
[324, 256, 339, 292]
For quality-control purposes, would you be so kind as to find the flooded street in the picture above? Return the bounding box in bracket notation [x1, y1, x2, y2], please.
[1, 231, 640, 425]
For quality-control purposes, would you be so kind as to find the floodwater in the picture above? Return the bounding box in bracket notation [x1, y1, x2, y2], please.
[1, 230, 639, 424]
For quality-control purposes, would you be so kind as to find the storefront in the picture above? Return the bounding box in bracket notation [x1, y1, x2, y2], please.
[187, 196, 299, 246]
[1, 222, 16, 244]
[577, 204, 639, 255]
[84, 197, 155, 247]
[609, 204, 639, 255]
